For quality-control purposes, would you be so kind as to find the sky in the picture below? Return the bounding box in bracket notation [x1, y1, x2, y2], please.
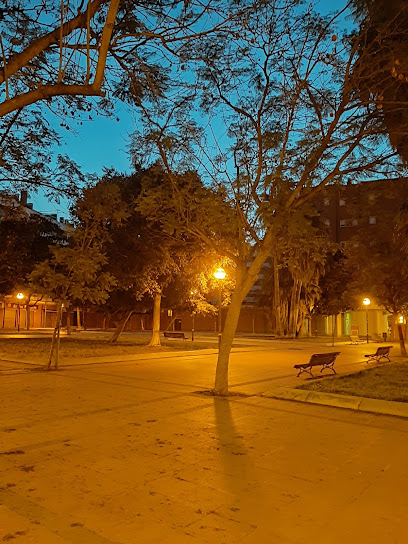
[33, 105, 136, 217]
[32, 0, 353, 217]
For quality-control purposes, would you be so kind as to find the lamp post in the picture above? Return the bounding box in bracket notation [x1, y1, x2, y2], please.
[190, 291, 196, 342]
[213, 268, 226, 341]
[363, 297, 371, 343]
[16, 292, 24, 332]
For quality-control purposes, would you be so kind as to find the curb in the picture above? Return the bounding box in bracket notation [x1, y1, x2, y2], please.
[261, 387, 408, 418]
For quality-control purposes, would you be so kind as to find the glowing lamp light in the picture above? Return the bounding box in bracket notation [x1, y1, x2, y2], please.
[16, 292, 24, 300]
[363, 298, 371, 306]
[399, 316, 404, 324]
[214, 268, 226, 280]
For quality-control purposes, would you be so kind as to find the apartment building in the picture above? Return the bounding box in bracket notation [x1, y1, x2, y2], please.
[313, 178, 408, 339]
[316, 178, 408, 245]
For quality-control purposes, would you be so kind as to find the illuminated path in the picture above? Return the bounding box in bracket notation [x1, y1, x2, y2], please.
[1, 342, 407, 543]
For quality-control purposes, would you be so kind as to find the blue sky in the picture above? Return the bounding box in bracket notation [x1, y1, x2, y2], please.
[33, 0, 352, 216]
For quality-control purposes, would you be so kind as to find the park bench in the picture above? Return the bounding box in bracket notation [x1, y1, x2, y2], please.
[364, 346, 392, 363]
[349, 334, 364, 345]
[294, 352, 340, 378]
[163, 331, 187, 340]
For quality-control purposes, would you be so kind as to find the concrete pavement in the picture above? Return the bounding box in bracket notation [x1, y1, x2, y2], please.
[1, 342, 408, 543]
[1, 337, 406, 416]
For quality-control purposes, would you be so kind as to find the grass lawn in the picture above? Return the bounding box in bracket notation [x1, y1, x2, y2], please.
[299, 362, 408, 402]
[0, 333, 217, 364]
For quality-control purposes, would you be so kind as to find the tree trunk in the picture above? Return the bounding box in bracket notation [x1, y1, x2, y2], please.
[214, 286, 247, 395]
[273, 256, 282, 337]
[26, 302, 30, 330]
[294, 280, 302, 336]
[149, 293, 162, 347]
[213, 231, 275, 395]
[76, 307, 81, 329]
[47, 302, 62, 370]
[331, 314, 336, 347]
[214, 248, 273, 394]
[66, 310, 72, 335]
[140, 315, 145, 331]
[397, 322, 407, 357]
[108, 310, 133, 343]
[288, 280, 300, 337]
[297, 302, 306, 338]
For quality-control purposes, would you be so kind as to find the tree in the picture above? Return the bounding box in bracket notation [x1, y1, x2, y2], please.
[0, 210, 65, 297]
[0, 0, 120, 117]
[1, 1, 258, 216]
[314, 250, 357, 318]
[134, 1, 408, 394]
[342, 186, 408, 356]
[0, 1, 252, 116]
[83, 167, 214, 345]
[351, 1, 408, 162]
[347, 231, 408, 356]
[30, 181, 127, 368]
[255, 210, 332, 338]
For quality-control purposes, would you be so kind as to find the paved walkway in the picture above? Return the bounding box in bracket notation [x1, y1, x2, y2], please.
[1, 341, 408, 543]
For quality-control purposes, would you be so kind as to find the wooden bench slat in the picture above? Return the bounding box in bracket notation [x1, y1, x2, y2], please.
[294, 352, 340, 378]
[163, 331, 187, 340]
[364, 346, 392, 363]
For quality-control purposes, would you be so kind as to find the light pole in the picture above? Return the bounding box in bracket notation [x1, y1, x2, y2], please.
[363, 297, 371, 343]
[213, 268, 226, 343]
[190, 291, 196, 342]
[16, 292, 24, 332]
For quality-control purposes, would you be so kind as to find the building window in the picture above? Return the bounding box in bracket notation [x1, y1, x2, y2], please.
[340, 219, 346, 227]
[323, 198, 330, 206]
[369, 216, 376, 224]
[324, 219, 330, 227]
[352, 219, 358, 226]
[339, 198, 346, 206]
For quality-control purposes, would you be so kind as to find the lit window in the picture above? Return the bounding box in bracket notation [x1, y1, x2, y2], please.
[339, 199, 346, 206]
[340, 219, 346, 227]
[369, 216, 376, 224]
[352, 219, 358, 226]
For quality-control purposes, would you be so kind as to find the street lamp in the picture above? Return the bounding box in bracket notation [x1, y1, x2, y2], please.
[16, 292, 24, 332]
[363, 297, 371, 343]
[213, 268, 226, 336]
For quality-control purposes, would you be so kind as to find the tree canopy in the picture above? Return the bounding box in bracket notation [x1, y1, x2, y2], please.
[351, 0, 408, 162]
[0, 210, 65, 296]
[1, 0, 254, 197]
[133, 0, 408, 394]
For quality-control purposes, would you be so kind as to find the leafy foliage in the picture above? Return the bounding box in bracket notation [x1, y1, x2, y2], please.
[129, 0, 408, 391]
[0, 0, 253, 197]
[0, 210, 65, 295]
[29, 181, 127, 306]
[351, 1, 408, 162]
